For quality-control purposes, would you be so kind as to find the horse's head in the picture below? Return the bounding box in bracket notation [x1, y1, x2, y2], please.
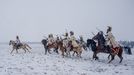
[9, 40, 15, 45]
[87, 39, 96, 46]
[92, 33, 100, 40]
[87, 39, 97, 52]
[9, 40, 12, 45]
[41, 39, 47, 45]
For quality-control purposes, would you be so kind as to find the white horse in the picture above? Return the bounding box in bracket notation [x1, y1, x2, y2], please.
[9, 40, 32, 54]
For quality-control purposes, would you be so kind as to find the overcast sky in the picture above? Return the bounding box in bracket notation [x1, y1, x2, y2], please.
[0, 0, 134, 42]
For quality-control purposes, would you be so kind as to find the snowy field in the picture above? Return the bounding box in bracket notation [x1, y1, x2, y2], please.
[0, 44, 134, 75]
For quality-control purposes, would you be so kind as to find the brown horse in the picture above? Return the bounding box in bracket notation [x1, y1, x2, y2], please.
[68, 41, 83, 58]
[87, 39, 123, 63]
[57, 40, 69, 58]
[41, 39, 58, 54]
[57, 39, 83, 58]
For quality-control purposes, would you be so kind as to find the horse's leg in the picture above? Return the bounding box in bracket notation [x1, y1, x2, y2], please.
[72, 51, 75, 56]
[48, 48, 51, 54]
[22, 48, 26, 53]
[118, 54, 123, 63]
[108, 55, 115, 63]
[79, 51, 82, 58]
[93, 52, 98, 60]
[26, 44, 32, 49]
[77, 47, 82, 58]
[118, 48, 123, 63]
[10, 48, 15, 54]
[67, 48, 71, 57]
[55, 47, 59, 54]
[25, 47, 31, 53]
[76, 51, 79, 57]
[84, 45, 87, 51]
[61, 48, 65, 58]
[69, 51, 71, 57]
[24, 49, 26, 53]
[44, 46, 47, 55]
[108, 54, 111, 60]
[73, 51, 78, 57]
[92, 52, 95, 59]
[45, 49, 47, 55]
[16, 49, 19, 53]
[65, 49, 68, 56]
[95, 55, 99, 60]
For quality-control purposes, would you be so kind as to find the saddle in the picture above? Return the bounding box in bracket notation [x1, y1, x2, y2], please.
[112, 47, 120, 55]
[15, 43, 23, 49]
[97, 44, 111, 53]
[47, 42, 56, 47]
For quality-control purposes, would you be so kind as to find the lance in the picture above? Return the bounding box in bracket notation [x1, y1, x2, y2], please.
[91, 32, 95, 36]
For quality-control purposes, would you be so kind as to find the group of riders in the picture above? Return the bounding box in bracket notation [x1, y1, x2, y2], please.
[14, 26, 120, 55]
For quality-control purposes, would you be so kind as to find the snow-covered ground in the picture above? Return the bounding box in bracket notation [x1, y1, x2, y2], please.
[0, 44, 134, 75]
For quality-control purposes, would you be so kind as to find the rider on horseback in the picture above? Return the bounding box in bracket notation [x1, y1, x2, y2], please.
[106, 26, 120, 54]
[98, 31, 106, 49]
[15, 36, 22, 49]
[79, 35, 84, 43]
[63, 32, 69, 48]
[92, 31, 106, 50]
[69, 31, 79, 48]
[47, 34, 55, 46]
[79, 35, 85, 46]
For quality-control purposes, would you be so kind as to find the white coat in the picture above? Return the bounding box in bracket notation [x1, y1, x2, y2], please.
[70, 35, 78, 47]
[48, 37, 55, 45]
[16, 39, 21, 45]
[106, 31, 119, 48]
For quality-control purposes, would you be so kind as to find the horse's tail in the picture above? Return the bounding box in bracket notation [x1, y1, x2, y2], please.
[25, 44, 32, 49]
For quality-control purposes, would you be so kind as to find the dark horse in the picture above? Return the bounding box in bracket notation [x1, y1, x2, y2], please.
[124, 46, 132, 55]
[41, 39, 58, 54]
[87, 38, 123, 63]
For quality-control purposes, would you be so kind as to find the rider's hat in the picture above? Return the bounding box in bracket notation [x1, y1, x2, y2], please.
[107, 26, 112, 33]
[70, 31, 74, 35]
[16, 36, 19, 39]
[99, 31, 103, 35]
[107, 26, 112, 30]
[65, 32, 68, 36]
[49, 34, 53, 37]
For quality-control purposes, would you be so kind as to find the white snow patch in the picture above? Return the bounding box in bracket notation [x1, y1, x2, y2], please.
[0, 44, 134, 75]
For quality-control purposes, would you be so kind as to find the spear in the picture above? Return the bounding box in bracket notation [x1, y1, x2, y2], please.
[96, 27, 107, 36]
[96, 27, 101, 32]
[91, 32, 95, 36]
[43, 36, 47, 39]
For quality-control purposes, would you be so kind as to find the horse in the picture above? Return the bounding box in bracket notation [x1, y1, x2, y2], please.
[9, 40, 32, 54]
[87, 39, 123, 63]
[56, 39, 83, 58]
[76, 40, 87, 51]
[68, 41, 83, 58]
[123, 46, 132, 55]
[41, 39, 58, 55]
[57, 40, 71, 58]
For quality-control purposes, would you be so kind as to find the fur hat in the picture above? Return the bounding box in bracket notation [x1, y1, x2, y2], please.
[107, 26, 112, 33]
[70, 31, 74, 35]
[49, 34, 53, 37]
[16, 36, 19, 39]
[65, 32, 68, 36]
[107, 26, 112, 29]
